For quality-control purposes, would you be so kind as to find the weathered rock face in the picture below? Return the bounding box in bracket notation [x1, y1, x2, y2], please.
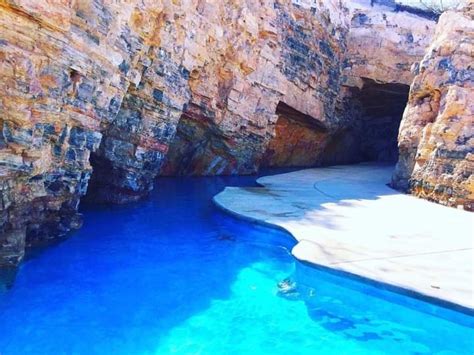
[161, 0, 437, 173]
[261, 102, 330, 168]
[86, 2, 195, 203]
[392, 4, 474, 210]
[344, 0, 435, 87]
[0, 0, 181, 263]
[162, 0, 349, 176]
[0, 0, 132, 265]
[0, 0, 440, 266]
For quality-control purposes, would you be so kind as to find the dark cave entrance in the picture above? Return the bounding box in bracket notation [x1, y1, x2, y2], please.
[351, 79, 410, 163]
[261, 80, 410, 169]
[261, 102, 329, 168]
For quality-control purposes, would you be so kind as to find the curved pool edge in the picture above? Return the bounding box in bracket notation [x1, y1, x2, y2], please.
[212, 168, 474, 320]
[212, 194, 294, 238]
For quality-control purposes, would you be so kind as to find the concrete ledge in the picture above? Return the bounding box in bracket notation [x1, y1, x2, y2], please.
[213, 163, 474, 312]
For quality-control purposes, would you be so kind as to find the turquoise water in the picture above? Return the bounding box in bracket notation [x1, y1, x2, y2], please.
[0, 176, 472, 354]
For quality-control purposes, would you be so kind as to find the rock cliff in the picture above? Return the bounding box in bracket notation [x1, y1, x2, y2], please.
[0, 0, 454, 266]
[393, 3, 474, 210]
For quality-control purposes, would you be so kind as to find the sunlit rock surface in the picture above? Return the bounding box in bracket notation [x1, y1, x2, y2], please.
[344, 0, 435, 87]
[160, 0, 349, 175]
[393, 3, 474, 210]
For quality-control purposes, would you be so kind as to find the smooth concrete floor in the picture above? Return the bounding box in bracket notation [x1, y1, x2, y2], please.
[214, 163, 474, 310]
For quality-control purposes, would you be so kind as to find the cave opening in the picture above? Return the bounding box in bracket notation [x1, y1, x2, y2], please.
[261, 102, 329, 168]
[351, 79, 411, 163]
[261, 80, 410, 170]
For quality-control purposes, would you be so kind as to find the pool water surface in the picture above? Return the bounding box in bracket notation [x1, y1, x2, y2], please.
[0, 176, 472, 354]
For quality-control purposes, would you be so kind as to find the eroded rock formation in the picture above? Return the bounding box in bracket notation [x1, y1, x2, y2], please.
[0, 0, 456, 266]
[0, 0, 133, 265]
[392, 3, 474, 210]
[162, 0, 349, 174]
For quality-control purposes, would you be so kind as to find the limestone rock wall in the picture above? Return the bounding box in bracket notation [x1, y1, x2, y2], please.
[392, 4, 474, 210]
[0, 0, 438, 266]
[87, 3, 192, 203]
[0, 0, 142, 265]
[344, 0, 435, 87]
[0, 0, 189, 263]
[161, 0, 349, 176]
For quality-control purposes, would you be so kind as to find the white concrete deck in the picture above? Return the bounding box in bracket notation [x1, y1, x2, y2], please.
[213, 163, 474, 311]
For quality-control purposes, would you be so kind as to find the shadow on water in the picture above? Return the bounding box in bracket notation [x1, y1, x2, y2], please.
[0, 268, 17, 292]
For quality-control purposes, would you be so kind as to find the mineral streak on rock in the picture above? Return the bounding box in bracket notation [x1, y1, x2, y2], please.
[393, 3, 474, 211]
[1, 0, 463, 267]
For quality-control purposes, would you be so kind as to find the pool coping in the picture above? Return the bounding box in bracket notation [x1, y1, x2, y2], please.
[212, 166, 474, 319]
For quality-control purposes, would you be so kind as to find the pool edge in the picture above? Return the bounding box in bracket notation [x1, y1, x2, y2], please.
[212, 193, 474, 320]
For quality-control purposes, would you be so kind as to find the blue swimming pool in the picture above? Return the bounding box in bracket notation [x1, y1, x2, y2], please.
[0, 176, 472, 354]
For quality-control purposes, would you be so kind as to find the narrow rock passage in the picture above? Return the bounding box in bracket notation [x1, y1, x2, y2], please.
[214, 163, 474, 311]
